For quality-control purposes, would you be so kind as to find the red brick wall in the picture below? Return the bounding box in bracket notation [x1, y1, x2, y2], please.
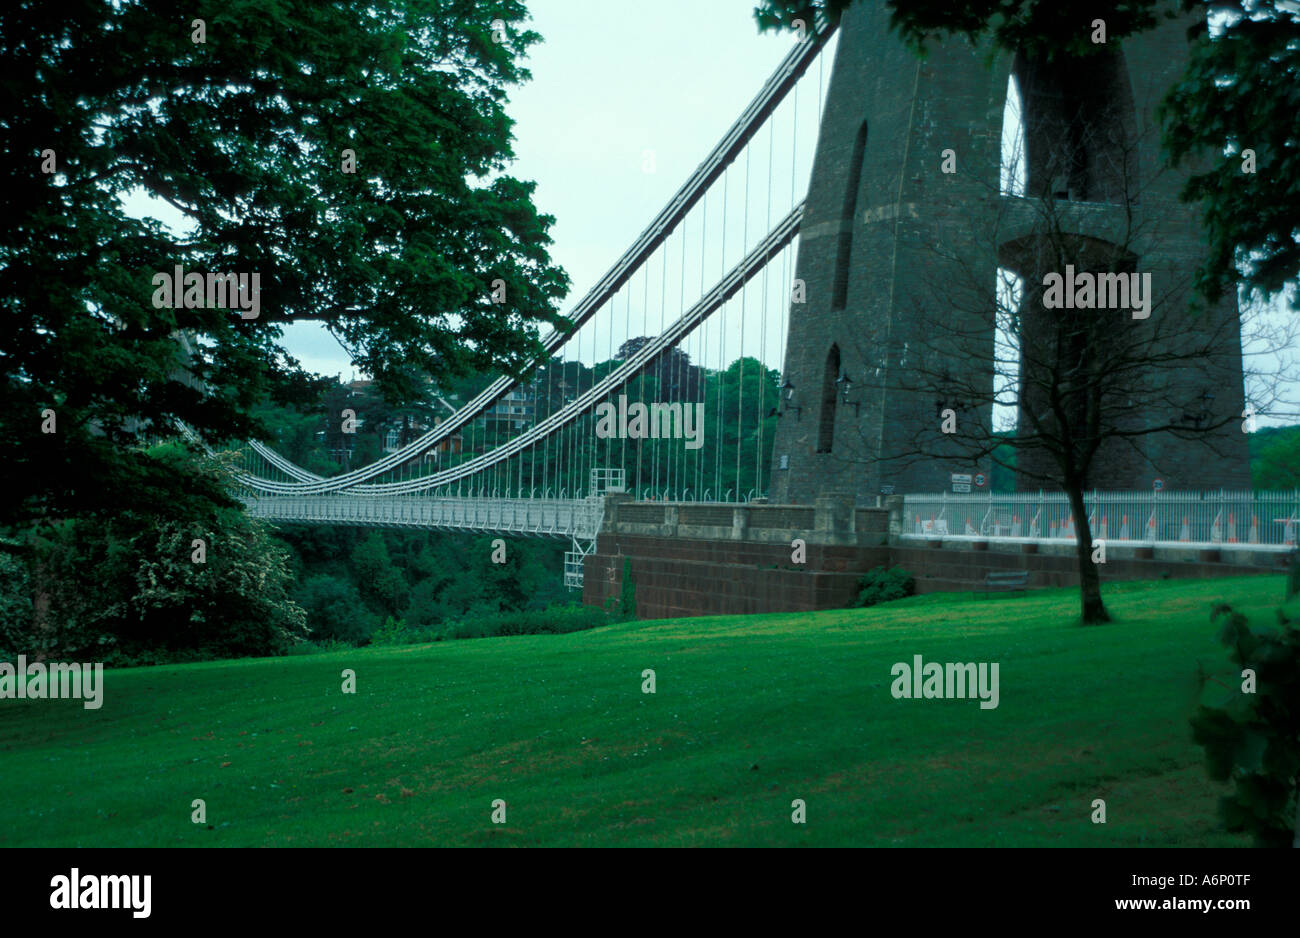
[583, 533, 889, 619]
[583, 534, 1281, 620]
[891, 545, 1278, 595]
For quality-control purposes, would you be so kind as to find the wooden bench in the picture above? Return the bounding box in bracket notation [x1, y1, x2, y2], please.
[978, 570, 1030, 597]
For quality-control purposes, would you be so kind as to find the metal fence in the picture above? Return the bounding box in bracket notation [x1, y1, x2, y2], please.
[902, 490, 1300, 547]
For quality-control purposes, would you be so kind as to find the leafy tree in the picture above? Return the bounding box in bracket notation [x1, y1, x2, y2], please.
[271, 523, 359, 578]
[696, 357, 780, 500]
[406, 578, 453, 629]
[1161, 1, 1300, 305]
[294, 575, 375, 646]
[2, 0, 568, 534]
[351, 531, 411, 617]
[17, 447, 308, 662]
[1249, 425, 1300, 490]
[251, 400, 338, 477]
[991, 435, 1018, 492]
[439, 535, 546, 614]
[616, 338, 705, 403]
[317, 382, 369, 470]
[269, 524, 568, 636]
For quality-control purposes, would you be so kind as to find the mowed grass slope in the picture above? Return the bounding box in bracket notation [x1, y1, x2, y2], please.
[0, 576, 1280, 847]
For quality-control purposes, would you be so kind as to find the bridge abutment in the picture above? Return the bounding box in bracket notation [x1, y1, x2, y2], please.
[584, 496, 1283, 620]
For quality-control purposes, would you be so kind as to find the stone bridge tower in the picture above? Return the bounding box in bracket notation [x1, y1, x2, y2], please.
[768, 1, 1249, 504]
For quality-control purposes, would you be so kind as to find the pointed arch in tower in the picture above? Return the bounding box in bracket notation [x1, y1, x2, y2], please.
[817, 344, 840, 454]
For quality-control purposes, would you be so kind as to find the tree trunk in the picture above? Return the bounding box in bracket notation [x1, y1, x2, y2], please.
[1294, 777, 1299, 848]
[1065, 483, 1110, 624]
[29, 553, 54, 659]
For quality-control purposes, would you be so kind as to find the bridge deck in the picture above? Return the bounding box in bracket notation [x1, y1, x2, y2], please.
[243, 495, 604, 540]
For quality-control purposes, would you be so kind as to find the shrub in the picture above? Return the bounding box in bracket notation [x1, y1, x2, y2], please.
[22, 508, 307, 663]
[351, 532, 410, 616]
[439, 603, 610, 641]
[286, 637, 355, 656]
[854, 565, 915, 608]
[370, 616, 428, 646]
[1191, 601, 1300, 847]
[618, 557, 636, 620]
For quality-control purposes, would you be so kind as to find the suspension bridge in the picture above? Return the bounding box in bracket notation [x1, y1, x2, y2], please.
[197, 4, 1282, 605]
[215, 17, 841, 587]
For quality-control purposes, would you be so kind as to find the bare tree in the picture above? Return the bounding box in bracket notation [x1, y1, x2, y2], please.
[843, 71, 1299, 624]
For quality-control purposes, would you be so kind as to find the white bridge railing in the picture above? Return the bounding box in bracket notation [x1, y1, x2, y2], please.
[903, 490, 1300, 548]
[243, 494, 605, 541]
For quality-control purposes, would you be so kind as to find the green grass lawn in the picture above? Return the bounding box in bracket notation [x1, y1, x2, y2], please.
[0, 576, 1283, 847]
